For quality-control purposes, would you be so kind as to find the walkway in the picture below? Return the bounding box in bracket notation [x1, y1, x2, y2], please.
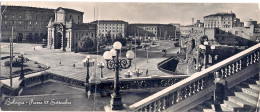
[1, 42, 180, 84]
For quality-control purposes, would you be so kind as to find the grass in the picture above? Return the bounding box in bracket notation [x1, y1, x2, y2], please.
[1, 56, 48, 79]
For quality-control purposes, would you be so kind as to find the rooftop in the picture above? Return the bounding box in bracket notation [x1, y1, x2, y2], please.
[204, 12, 236, 18]
[91, 20, 128, 24]
[1, 5, 54, 12]
[54, 7, 84, 14]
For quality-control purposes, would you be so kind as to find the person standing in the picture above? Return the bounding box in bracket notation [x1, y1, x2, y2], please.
[59, 59, 61, 66]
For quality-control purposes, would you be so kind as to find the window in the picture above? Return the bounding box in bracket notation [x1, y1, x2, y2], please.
[235, 31, 238, 35]
[35, 22, 37, 25]
[4, 15, 7, 18]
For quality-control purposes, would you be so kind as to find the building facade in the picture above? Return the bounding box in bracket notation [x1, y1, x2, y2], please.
[127, 24, 176, 40]
[204, 12, 243, 28]
[1, 5, 54, 42]
[47, 7, 96, 52]
[193, 20, 204, 27]
[91, 20, 128, 38]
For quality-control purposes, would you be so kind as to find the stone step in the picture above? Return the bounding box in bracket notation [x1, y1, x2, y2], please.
[247, 78, 258, 84]
[234, 85, 245, 91]
[188, 108, 201, 112]
[222, 100, 242, 111]
[228, 96, 255, 108]
[220, 104, 233, 112]
[256, 80, 260, 85]
[197, 104, 210, 111]
[248, 84, 259, 91]
[241, 88, 259, 97]
[234, 92, 258, 105]
[203, 100, 213, 108]
[203, 109, 215, 112]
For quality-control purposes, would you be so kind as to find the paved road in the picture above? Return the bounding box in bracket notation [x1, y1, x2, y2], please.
[1, 42, 180, 82]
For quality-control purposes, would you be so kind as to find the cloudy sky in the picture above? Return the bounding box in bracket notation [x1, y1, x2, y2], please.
[2, 2, 260, 25]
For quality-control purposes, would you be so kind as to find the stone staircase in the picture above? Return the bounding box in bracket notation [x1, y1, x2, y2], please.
[189, 75, 259, 112]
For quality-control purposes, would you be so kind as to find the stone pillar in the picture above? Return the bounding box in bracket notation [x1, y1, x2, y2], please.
[0, 81, 4, 111]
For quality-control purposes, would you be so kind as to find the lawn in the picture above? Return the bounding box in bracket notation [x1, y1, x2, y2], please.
[1, 56, 48, 79]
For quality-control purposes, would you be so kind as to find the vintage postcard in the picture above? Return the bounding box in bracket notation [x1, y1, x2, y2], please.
[0, 1, 259, 111]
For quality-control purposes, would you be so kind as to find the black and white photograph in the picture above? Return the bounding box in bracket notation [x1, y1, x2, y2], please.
[0, 1, 259, 111]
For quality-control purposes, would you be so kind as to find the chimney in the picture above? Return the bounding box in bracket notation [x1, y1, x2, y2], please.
[192, 18, 194, 25]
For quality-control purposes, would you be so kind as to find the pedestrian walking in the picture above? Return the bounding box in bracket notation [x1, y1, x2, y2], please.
[73, 62, 75, 68]
[59, 59, 61, 66]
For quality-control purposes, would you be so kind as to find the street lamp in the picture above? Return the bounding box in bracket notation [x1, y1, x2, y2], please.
[14, 52, 27, 80]
[199, 41, 216, 70]
[103, 41, 134, 110]
[82, 55, 94, 92]
[97, 61, 105, 78]
[124, 70, 133, 78]
[199, 44, 207, 70]
[133, 67, 143, 77]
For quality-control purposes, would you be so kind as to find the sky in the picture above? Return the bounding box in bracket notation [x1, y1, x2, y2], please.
[2, 2, 260, 25]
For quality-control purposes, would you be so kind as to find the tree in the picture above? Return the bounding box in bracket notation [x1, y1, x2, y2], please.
[115, 33, 126, 46]
[105, 31, 112, 45]
[78, 36, 95, 52]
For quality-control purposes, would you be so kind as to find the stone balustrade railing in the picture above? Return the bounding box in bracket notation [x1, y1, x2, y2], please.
[128, 43, 260, 112]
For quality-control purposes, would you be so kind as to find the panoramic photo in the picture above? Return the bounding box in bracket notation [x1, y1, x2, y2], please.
[0, 1, 259, 111]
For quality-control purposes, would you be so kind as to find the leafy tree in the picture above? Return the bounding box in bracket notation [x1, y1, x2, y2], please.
[115, 33, 126, 46]
[78, 36, 95, 52]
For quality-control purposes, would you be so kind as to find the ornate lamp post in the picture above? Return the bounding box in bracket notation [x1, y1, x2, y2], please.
[199, 41, 216, 70]
[97, 61, 104, 78]
[133, 67, 143, 77]
[210, 45, 216, 64]
[14, 52, 27, 80]
[103, 41, 134, 110]
[199, 44, 207, 70]
[82, 55, 94, 92]
[124, 70, 133, 78]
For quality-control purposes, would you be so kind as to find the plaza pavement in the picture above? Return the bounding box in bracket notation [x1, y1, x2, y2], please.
[1, 41, 180, 83]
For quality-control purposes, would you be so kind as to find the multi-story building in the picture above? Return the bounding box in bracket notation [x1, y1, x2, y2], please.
[91, 20, 128, 38]
[1, 5, 54, 42]
[193, 20, 204, 27]
[47, 7, 96, 52]
[204, 12, 243, 28]
[127, 24, 176, 40]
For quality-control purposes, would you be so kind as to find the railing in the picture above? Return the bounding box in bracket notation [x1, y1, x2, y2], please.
[99, 75, 189, 91]
[157, 56, 178, 75]
[1, 84, 16, 96]
[128, 43, 260, 112]
[20, 72, 85, 88]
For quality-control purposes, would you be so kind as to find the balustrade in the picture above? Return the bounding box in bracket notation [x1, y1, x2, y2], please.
[128, 43, 260, 111]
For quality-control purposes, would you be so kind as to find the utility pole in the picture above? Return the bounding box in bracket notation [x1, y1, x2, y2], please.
[10, 27, 14, 87]
[134, 33, 137, 70]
